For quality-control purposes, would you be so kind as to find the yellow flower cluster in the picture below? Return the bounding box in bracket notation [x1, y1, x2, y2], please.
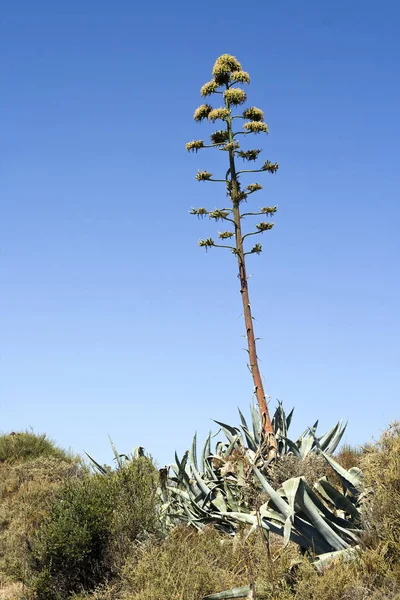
[194, 104, 212, 122]
[243, 121, 268, 134]
[186, 140, 204, 152]
[224, 88, 247, 106]
[208, 108, 230, 122]
[200, 80, 218, 97]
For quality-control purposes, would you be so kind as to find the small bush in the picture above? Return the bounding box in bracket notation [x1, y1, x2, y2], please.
[0, 456, 81, 583]
[361, 422, 400, 563]
[0, 431, 73, 464]
[29, 457, 160, 600]
[335, 443, 365, 471]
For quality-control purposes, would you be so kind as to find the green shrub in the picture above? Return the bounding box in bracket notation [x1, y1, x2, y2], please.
[29, 457, 160, 599]
[0, 431, 73, 464]
[0, 456, 81, 583]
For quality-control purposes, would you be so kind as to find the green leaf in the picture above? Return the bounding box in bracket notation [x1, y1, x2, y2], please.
[295, 479, 349, 551]
[322, 452, 364, 496]
[84, 451, 107, 475]
[314, 477, 360, 520]
[203, 585, 251, 599]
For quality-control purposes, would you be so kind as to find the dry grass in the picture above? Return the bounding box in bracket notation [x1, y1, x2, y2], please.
[111, 526, 296, 600]
[1, 425, 399, 600]
[335, 443, 365, 471]
[0, 581, 24, 599]
[269, 453, 331, 488]
[361, 422, 400, 564]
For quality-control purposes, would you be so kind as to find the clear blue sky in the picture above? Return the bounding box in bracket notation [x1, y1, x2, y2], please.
[1, 1, 399, 467]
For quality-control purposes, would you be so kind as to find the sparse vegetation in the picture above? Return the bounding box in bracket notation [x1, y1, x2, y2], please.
[0, 431, 74, 464]
[0, 54, 397, 600]
[0, 423, 398, 600]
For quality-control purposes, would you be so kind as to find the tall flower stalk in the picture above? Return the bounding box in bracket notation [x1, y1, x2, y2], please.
[187, 55, 279, 454]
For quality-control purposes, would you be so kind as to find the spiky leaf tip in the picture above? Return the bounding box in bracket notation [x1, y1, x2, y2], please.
[243, 121, 269, 134]
[186, 140, 204, 153]
[261, 161, 279, 173]
[208, 107, 230, 122]
[237, 149, 261, 161]
[218, 231, 234, 239]
[200, 80, 218, 97]
[256, 222, 274, 232]
[196, 170, 213, 181]
[246, 183, 263, 194]
[224, 88, 247, 106]
[190, 207, 208, 218]
[194, 104, 213, 122]
[243, 106, 264, 122]
[211, 130, 229, 145]
[231, 70, 250, 84]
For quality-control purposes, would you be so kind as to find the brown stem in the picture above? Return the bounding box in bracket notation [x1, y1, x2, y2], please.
[225, 97, 276, 453]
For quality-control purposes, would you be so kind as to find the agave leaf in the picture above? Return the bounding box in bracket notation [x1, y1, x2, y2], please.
[259, 504, 287, 525]
[295, 479, 349, 551]
[240, 424, 257, 452]
[214, 420, 241, 444]
[282, 477, 302, 522]
[315, 477, 360, 520]
[325, 421, 347, 454]
[218, 511, 257, 527]
[224, 434, 241, 458]
[201, 431, 212, 472]
[298, 434, 314, 458]
[300, 479, 359, 530]
[85, 452, 107, 475]
[190, 465, 212, 498]
[238, 407, 249, 431]
[313, 547, 357, 572]
[298, 423, 318, 458]
[203, 585, 251, 599]
[224, 481, 239, 512]
[175, 451, 191, 487]
[348, 466, 363, 478]
[211, 490, 228, 512]
[328, 520, 361, 545]
[285, 407, 295, 431]
[272, 402, 285, 433]
[262, 515, 318, 551]
[251, 464, 290, 518]
[166, 486, 191, 502]
[109, 436, 124, 470]
[280, 436, 302, 459]
[318, 421, 342, 452]
[191, 433, 198, 470]
[322, 452, 364, 496]
[250, 402, 261, 445]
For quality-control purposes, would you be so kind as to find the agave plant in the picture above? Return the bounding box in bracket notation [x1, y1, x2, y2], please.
[160, 427, 363, 545]
[159, 404, 363, 600]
